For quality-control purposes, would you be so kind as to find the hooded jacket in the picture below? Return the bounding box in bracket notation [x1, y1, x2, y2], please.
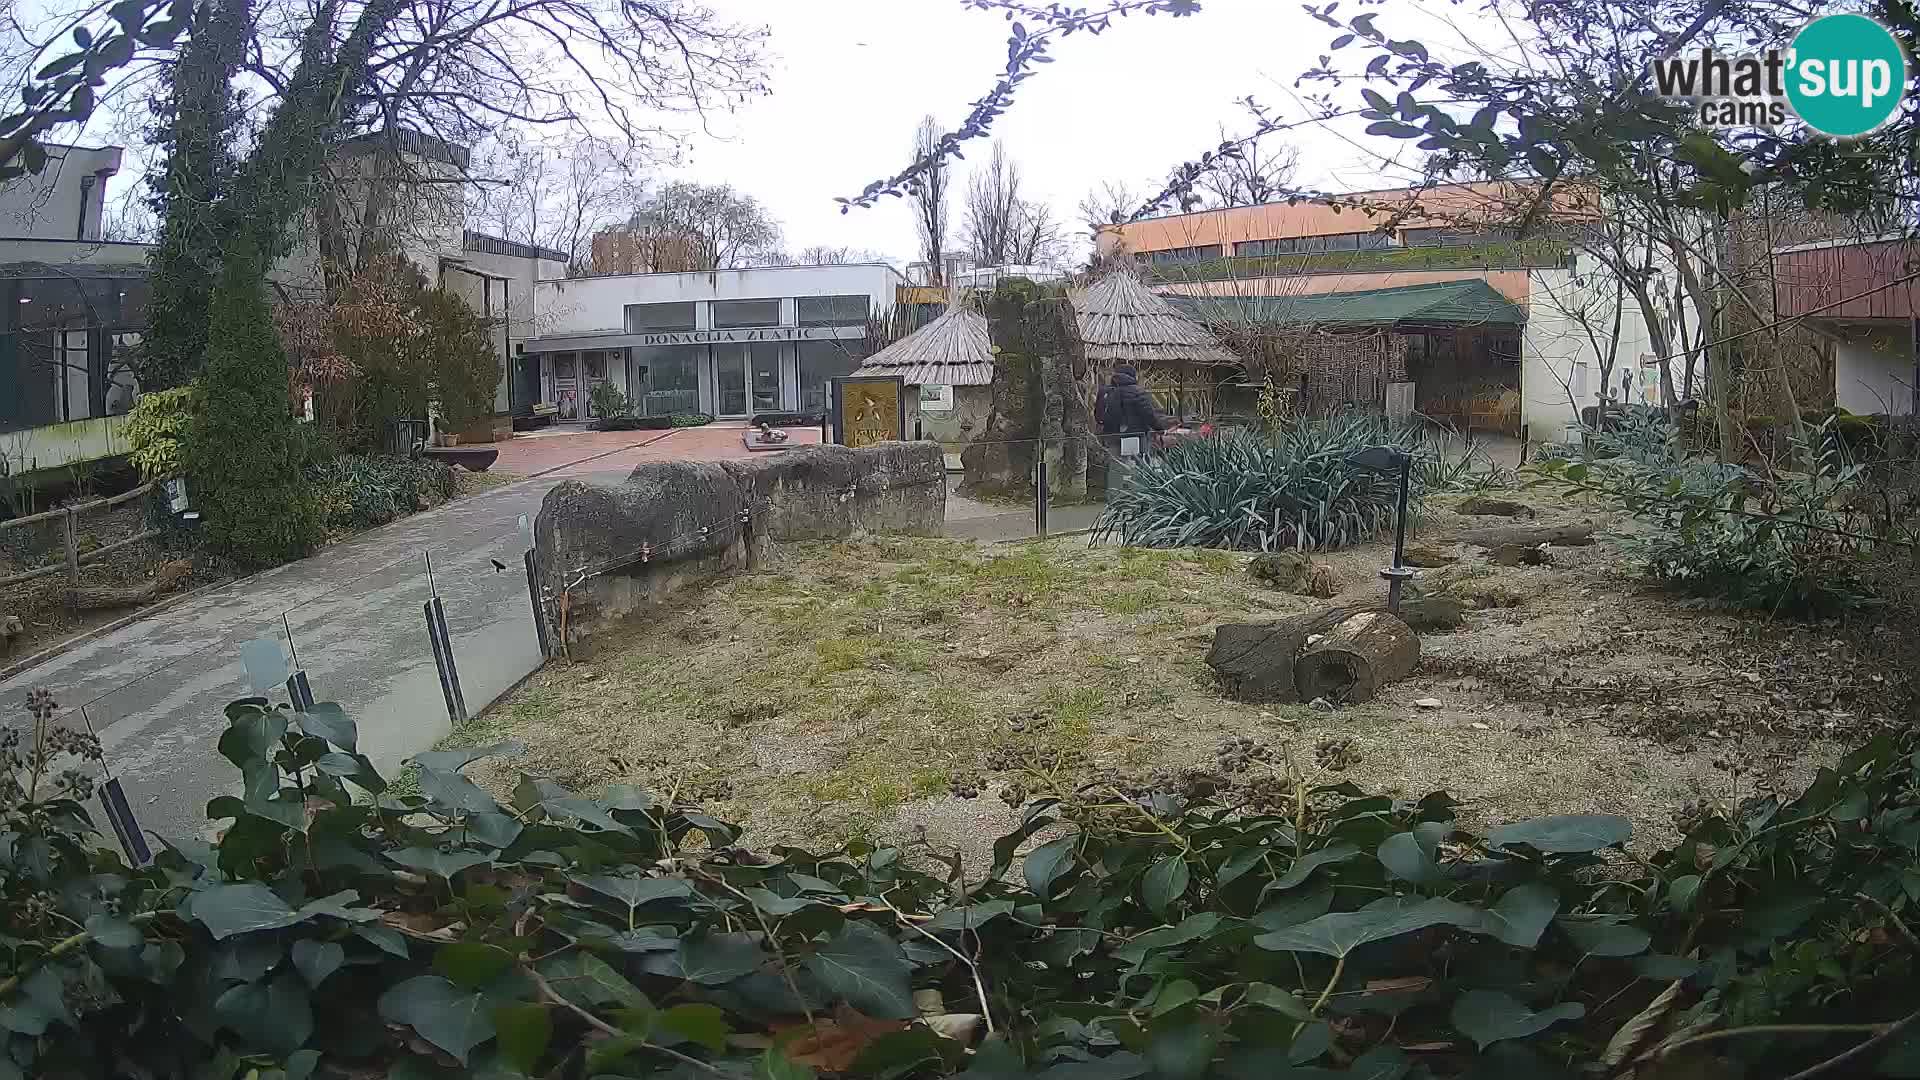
[1094, 366, 1173, 437]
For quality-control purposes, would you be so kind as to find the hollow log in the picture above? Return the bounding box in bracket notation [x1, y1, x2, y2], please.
[65, 560, 192, 611]
[1450, 523, 1598, 549]
[1208, 601, 1449, 703]
[1293, 610, 1419, 705]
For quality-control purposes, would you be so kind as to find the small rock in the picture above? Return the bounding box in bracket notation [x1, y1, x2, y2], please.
[1414, 697, 1443, 708]
[1125, 656, 1142, 665]
[1309, 697, 1335, 713]
[1470, 722, 1490, 731]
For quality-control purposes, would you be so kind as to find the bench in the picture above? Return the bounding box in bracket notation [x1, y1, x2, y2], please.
[423, 447, 499, 472]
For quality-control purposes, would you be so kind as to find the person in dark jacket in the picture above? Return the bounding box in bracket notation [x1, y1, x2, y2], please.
[1094, 365, 1174, 439]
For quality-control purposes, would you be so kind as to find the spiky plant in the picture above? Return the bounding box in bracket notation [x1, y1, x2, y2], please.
[1093, 412, 1448, 550]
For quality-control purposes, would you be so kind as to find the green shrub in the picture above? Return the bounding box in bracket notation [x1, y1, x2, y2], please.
[1535, 410, 1878, 616]
[185, 251, 321, 567]
[124, 385, 198, 481]
[1094, 413, 1444, 550]
[308, 454, 455, 529]
[671, 411, 714, 427]
[5, 685, 1920, 1078]
[588, 382, 633, 421]
[415, 286, 501, 433]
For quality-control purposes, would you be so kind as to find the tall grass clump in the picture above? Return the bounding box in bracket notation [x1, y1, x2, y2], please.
[1094, 412, 1451, 550]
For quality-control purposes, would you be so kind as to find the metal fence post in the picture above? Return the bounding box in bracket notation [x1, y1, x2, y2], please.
[424, 597, 468, 725]
[524, 549, 551, 659]
[1035, 447, 1049, 538]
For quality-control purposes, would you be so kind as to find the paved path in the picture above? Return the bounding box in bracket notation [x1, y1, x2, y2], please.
[3, 471, 590, 842]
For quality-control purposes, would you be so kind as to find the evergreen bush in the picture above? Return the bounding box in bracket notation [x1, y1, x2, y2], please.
[185, 250, 322, 567]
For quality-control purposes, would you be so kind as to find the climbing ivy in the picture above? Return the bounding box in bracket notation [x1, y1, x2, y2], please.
[3, 676, 1920, 1077]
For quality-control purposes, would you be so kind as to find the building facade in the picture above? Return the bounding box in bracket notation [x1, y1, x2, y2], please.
[0, 144, 149, 477]
[1096, 182, 1659, 438]
[1771, 236, 1917, 417]
[523, 264, 906, 422]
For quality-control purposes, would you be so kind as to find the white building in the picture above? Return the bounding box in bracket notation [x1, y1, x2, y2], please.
[523, 263, 907, 422]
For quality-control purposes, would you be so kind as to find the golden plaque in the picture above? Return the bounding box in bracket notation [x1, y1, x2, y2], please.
[833, 376, 905, 448]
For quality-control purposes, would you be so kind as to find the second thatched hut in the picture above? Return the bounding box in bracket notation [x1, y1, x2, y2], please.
[1073, 271, 1240, 422]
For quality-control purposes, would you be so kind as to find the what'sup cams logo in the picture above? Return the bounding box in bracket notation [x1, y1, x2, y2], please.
[1652, 12, 1910, 137]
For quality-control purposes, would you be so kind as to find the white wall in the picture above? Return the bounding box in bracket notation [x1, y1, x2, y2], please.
[273, 146, 466, 294]
[1519, 263, 1659, 438]
[443, 246, 570, 414]
[0, 145, 121, 240]
[533, 264, 904, 337]
[1832, 323, 1914, 415]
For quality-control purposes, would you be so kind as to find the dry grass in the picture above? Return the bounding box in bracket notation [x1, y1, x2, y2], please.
[461, 493, 1884, 865]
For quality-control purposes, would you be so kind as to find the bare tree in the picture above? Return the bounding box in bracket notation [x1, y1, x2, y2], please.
[1192, 125, 1297, 209]
[910, 116, 949, 283]
[1078, 179, 1139, 234]
[626, 181, 783, 270]
[1010, 199, 1067, 268]
[797, 245, 884, 264]
[468, 133, 639, 274]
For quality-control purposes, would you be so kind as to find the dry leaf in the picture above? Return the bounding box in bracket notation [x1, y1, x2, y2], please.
[379, 911, 464, 942]
[772, 1006, 910, 1071]
[1401, 1042, 1454, 1052]
[925, 1013, 984, 1045]
[1601, 978, 1683, 1069]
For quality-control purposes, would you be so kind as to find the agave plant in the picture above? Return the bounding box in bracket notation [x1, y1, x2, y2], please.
[1094, 412, 1450, 550]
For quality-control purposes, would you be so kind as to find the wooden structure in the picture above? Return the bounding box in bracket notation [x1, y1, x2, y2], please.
[1072, 271, 1239, 419]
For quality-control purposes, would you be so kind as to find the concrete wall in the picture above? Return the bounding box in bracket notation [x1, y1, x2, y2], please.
[274, 146, 467, 294]
[1518, 264, 1658, 438]
[1831, 322, 1914, 415]
[0, 414, 131, 475]
[0, 145, 122, 241]
[532, 441, 945, 650]
[533, 264, 904, 337]
[442, 246, 570, 414]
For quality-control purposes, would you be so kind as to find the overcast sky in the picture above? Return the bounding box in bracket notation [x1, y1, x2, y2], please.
[667, 0, 1448, 264]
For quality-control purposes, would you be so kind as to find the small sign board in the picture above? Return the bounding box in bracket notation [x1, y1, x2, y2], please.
[831, 375, 907, 449]
[918, 384, 954, 413]
[240, 637, 291, 694]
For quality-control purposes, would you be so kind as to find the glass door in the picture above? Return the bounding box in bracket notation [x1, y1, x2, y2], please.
[714, 344, 748, 418]
[749, 343, 782, 414]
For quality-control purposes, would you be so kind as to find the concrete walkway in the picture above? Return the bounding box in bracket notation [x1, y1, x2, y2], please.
[3, 471, 587, 842]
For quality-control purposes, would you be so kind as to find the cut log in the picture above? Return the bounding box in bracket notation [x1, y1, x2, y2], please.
[1450, 523, 1598, 549]
[1458, 496, 1536, 517]
[1207, 601, 1454, 703]
[1401, 543, 1458, 568]
[65, 559, 192, 611]
[1293, 611, 1420, 705]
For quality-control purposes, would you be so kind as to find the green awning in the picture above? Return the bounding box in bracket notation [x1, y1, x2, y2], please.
[1166, 279, 1525, 329]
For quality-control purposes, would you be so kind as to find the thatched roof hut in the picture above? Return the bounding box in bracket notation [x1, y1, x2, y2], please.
[852, 305, 993, 386]
[1073, 271, 1238, 369]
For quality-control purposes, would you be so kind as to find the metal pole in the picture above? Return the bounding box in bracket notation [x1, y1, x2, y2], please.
[1385, 454, 1412, 612]
[1035, 449, 1049, 538]
[524, 549, 551, 659]
[1519, 423, 1530, 466]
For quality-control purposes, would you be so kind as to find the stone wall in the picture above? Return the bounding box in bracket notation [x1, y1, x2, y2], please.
[532, 441, 945, 651]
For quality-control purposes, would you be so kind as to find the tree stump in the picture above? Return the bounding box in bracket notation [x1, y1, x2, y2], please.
[65, 559, 192, 611]
[1293, 611, 1419, 705]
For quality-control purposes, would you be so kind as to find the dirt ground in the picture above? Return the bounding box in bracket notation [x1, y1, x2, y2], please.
[460, 489, 1904, 866]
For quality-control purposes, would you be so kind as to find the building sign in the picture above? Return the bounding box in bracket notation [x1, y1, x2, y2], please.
[634, 326, 846, 346]
[832, 376, 906, 449]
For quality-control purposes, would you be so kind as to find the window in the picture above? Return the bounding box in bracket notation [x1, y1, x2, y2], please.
[798, 340, 859, 416]
[629, 346, 700, 416]
[1143, 244, 1221, 265]
[797, 294, 869, 326]
[711, 298, 781, 328]
[625, 302, 696, 333]
[1234, 232, 1393, 256]
[1401, 226, 1517, 248]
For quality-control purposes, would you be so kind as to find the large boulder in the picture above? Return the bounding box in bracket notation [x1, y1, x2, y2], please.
[533, 461, 747, 649]
[721, 441, 944, 551]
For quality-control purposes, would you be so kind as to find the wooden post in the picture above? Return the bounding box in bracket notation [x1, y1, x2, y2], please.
[62, 508, 79, 592]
